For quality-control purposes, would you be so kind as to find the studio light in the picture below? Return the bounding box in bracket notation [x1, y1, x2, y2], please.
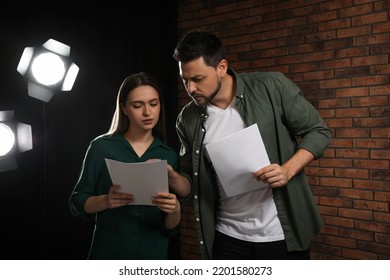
[17, 39, 79, 102]
[0, 110, 33, 172]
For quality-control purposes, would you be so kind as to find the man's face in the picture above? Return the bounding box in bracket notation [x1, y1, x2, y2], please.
[179, 57, 222, 106]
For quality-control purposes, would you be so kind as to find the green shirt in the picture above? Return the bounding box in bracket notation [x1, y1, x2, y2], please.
[69, 134, 179, 259]
[176, 69, 331, 259]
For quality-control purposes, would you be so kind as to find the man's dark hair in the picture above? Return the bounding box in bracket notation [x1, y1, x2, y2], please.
[173, 29, 226, 68]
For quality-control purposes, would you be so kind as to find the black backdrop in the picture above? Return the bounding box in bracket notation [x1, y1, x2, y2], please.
[0, 2, 178, 259]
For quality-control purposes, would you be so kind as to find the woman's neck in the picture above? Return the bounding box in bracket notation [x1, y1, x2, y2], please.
[124, 131, 153, 144]
[124, 130, 154, 157]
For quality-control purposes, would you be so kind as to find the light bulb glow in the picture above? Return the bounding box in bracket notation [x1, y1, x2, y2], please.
[0, 124, 15, 156]
[31, 52, 66, 86]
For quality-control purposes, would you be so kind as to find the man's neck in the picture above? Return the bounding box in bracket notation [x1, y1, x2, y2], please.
[209, 74, 235, 109]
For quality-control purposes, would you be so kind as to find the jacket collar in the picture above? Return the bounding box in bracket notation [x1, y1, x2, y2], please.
[228, 68, 245, 101]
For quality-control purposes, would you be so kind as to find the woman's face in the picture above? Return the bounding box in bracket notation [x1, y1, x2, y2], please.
[122, 85, 160, 132]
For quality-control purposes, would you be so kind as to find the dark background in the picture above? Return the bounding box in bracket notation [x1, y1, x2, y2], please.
[0, 2, 179, 259]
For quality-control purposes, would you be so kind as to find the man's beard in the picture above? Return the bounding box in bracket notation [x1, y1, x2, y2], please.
[197, 77, 222, 106]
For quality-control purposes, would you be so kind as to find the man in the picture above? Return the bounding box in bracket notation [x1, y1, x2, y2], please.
[168, 29, 331, 260]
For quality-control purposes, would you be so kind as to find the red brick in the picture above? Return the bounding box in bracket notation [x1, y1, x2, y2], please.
[320, 196, 353, 207]
[317, 225, 339, 236]
[370, 107, 390, 117]
[320, 58, 351, 69]
[355, 220, 390, 233]
[335, 168, 369, 179]
[336, 87, 369, 98]
[370, 170, 390, 181]
[335, 47, 369, 58]
[352, 75, 389, 86]
[338, 4, 374, 18]
[357, 240, 390, 256]
[375, 233, 390, 245]
[336, 107, 370, 117]
[327, 137, 353, 147]
[352, 11, 389, 26]
[370, 149, 390, 159]
[351, 96, 389, 106]
[320, 78, 352, 89]
[337, 25, 371, 38]
[374, 191, 390, 202]
[342, 248, 377, 259]
[303, 50, 334, 62]
[335, 66, 370, 78]
[305, 167, 334, 177]
[320, 158, 352, 167]
[323, 235, 357, 248]
[318, 205, 339, 216]
[339, 188, 373, 200]
[371, 64, 390, 75]
[354, 180, 390, 191]
[323, 215, 354, 228]
[311, 242, 342, 257]
[353, 117, 390, 127]
[335, 148, 369, 158]
[373, 21, 390, 34]
[339, 227, 375, 241]
[374, 212, 390, 223]
[354, 138, 390, 148]
[336, 128, 370, 137]
[289, 23, 318, 36]
[321, 38, 354, 50]
[353, 159, 389, 170]
[319, 19, 351, 31]
[354, 34, 390, 46]
[371, 128, 390, 138]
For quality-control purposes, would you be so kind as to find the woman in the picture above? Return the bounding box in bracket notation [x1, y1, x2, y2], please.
[69, 72, 188, 259]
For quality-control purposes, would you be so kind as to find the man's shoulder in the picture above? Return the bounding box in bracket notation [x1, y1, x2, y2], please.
[180, 101, 204, 115]
[177, 101, 205, 127]
[236, 71, 294, 89]
[240, 71, 285, 81]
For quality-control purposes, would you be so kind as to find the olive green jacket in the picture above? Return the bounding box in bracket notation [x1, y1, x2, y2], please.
[176, 69, 331, 259]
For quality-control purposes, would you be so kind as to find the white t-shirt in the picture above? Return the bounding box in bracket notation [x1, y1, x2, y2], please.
[203, 101, 285, 242]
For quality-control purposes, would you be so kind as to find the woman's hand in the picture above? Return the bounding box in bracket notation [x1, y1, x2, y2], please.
[151, 192, 179, 214]
[106, 185, 134, 208]
[152, 192, 181, 229]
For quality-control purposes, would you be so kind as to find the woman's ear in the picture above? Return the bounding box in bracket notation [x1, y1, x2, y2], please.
[120, 102, 128, 116]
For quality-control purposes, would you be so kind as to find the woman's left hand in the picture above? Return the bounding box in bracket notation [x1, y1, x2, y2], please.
[151, 192, 178, 214]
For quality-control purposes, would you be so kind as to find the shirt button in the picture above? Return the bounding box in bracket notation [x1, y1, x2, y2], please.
[196, 217, 200, 222]
[200, 241, 204, 245]
[194, 195, 198, 199]
[201, 128, 205, 132]
[194, 172, 198, 176]
[195, 150, 199, 154]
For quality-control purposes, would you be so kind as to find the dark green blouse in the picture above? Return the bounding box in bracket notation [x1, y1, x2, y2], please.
[69, 134, 179, 260]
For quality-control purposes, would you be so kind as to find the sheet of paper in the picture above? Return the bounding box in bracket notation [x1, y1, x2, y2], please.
[105, 159, 168, 206]
[205, 124, 270, 197]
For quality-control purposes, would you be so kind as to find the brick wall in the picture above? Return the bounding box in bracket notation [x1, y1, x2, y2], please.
[175, 0, 390, 260]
